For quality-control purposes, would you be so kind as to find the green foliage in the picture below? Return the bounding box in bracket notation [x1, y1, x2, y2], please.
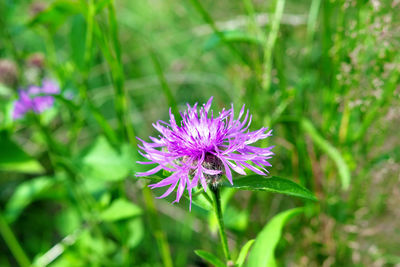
[236, 239, 255, 267]
[0, 0, 398, 266]
[225, 175, 317, 201]
[76, 136, 135, 181]
[0, 131, 44, 173]
[301, 118, 351, 189]
[247, 208, 303, 267]
[4, 176, 57, 223]
[194, 250, 226, 267]
[100, 198, 142, 222]
[126, 217, 144, 248]
[29, 0, 81, 31]
[203, 30, 261, 51]
[69, 14, 86, 70]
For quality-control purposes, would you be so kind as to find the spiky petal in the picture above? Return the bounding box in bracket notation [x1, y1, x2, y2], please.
[136, 97, 273, 209]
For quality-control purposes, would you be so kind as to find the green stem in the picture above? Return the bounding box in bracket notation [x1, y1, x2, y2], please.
[30, 117, 109, 255]
[80, 0, 119, 145]
[211, 186, 231, 262]
[84, 0, 94, 70]
[262, 0, 285, 92]
[0, 211, 31, 267]
[107, 0, 136, 145]
[149, 50, 178, 116]
[31, 114, 66, 156]
[306, 0, 322, 45]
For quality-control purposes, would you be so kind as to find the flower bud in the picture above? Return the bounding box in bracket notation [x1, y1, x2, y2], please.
[29, 2, 47, 16]
[27, 53, 45, 69]
[0, 59, 18, 87]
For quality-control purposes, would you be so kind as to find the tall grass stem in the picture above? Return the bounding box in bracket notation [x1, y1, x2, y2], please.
[0, 211, 31, 267]
[107, 1, 136, 145]
[149, 50, 179, 116]
[262, 0, 285, 92]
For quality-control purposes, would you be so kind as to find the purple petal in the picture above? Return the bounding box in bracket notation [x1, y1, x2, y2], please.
[136, 96, 274, 210]
[136, 165, 163, 177]
[156, 179, 179, 199]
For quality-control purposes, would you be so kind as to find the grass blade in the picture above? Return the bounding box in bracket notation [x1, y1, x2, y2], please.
[149, 50, 178, 116]
[301, 118, 350, 189]
[189, 0, 248, 65]
[194, 250, 226, 267]
[262, 0, 285, 92]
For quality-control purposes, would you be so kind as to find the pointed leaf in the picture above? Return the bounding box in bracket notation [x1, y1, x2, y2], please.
[70, 14, 86, 70]
[127, 217, 144, 248]
[29, 0, 81, 32]
[0, 131, 44, 174]
[224, 175, 317, 201]
[194, 250, 226, 267]
[301, 118, 351, 189]
[191, 193, 212, 211]
[204, 30, 262, 51]
[78, 137, 133, 181]
[247, 208, 303, 267]
[5, 176, 55, 223]
[100, 198, 142, 222]
[236, 239, 255, 267]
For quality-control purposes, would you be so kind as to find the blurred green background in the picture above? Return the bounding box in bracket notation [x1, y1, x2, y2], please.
[0, 0, 399, 266]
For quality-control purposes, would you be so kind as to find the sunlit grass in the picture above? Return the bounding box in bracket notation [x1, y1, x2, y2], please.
[0, 0, 399, 266]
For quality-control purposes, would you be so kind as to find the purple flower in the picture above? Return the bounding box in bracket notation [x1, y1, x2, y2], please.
[13, 80, 60, 120]
[136, 97, 273, 209]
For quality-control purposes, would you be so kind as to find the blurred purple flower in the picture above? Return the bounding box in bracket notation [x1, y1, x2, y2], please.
[13, 80, 60, 120]
[136, 97, 273, 209]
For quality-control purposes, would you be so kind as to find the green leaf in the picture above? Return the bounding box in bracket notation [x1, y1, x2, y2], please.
[94, 0, 112, 13]
[100, 198, 142, 222]
[0, 99, 13, 129]
[224, 206, 249, 231]
[194, 250, 226, 267]
[29, 0, 82, 32]
[5, 176, 55, 223]
[127, 217, 144, 248]
[0, 83, 12, 97]
[191, 192, 212, 211]
[236, 239, 255, 267]
[224, 175, 317, 201]
[247, 208, 303, 267]
[204, 30, 262, 51]
[77, 137, 134, 181]
[301, 118, 351, 189]
[70, 14, 86, 70]
[0, 131, 44, 174]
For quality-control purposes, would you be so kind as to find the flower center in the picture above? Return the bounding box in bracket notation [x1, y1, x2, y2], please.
[202, 153, 223, 188]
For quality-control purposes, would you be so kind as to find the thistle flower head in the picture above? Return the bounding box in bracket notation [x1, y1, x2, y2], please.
[136, 97, 273, 209]
[13, 79, 60, 120]
[0, 59, 18, 87]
